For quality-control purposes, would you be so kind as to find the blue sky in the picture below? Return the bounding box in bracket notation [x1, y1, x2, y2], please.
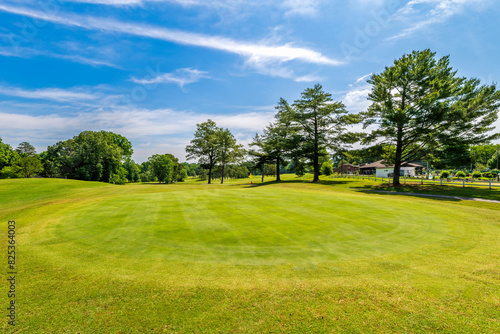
[0, 0, 499, 162]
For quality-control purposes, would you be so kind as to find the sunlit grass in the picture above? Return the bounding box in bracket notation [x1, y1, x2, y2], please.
[1, 175, 499, 333]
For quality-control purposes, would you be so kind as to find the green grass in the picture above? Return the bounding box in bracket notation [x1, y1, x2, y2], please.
[1, 175, 500, 333]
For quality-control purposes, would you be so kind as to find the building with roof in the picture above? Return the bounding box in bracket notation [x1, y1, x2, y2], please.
[359, 160, 423, 177]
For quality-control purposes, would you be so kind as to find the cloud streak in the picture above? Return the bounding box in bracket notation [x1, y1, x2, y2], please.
[131, 68, 210, 87]
[0, 85, 101, 102]
[389, 0, 490, 40]
[0, 4, 342, 66]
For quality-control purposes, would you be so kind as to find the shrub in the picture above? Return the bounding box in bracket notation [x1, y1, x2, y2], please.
[471, 171, 482, 178]
[481, 172, 494, 179]
[439, 170, 450, 179]
[455, 171, 466, 178]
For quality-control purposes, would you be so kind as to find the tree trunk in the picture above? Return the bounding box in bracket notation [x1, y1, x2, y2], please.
[220, 164, 225, 184]
[393, 136, 403, 186]
[208, 163, 212, 184]
[276, 156, 281, 182]
[313, 155, 319, 182]
[313, 109, 319, 182]
[261, 165, 265, 182]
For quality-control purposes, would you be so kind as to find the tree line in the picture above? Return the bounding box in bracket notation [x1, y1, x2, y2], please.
[1, 50, 499, 186]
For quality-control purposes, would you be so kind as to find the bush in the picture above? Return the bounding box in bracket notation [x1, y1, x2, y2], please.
[471, 171, 482, 179]
[481, 172, 494, 179]
[439, 170, 450, 179]
[455, 171, 466, 178]
[109, 167, 128, 185]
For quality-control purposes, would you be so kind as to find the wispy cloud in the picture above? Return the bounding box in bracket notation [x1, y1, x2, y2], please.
[282, 0, 320, 17]
[0, 4, 342, 67]
[389, 0, 491, 40]
[63, 0, 238, 7]
[0, 85, 100, 102]
[0, 44, 118, 68]
[131, 68, 210, 87]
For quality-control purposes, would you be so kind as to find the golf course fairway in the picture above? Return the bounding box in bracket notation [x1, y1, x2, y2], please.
[1, 176, 499, 333]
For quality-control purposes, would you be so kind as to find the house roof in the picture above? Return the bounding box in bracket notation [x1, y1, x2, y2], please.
[359, 160, 423, 169]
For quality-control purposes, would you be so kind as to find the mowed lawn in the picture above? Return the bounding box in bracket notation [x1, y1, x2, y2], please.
[1, 176, 499, 333]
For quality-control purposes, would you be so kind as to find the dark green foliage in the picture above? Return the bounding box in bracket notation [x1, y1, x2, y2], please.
[42, 131, 133, 182]
[109, 167, 128, 185]
[455, 171, 466, 178]
[218, 129, 245, 184]
[439, 170, 450, 179]
[186, 119, 221, 184]
[320, 160, 333, 176]
[0, 138, 20, 178]
[123, 158, 141, 182]
[17, 155, 43, 178]
[363, 49, 500, 186]
[16, 141, 37, 157]
[186, 120, 244, 184]
[472, 171, 482, 178]
[148, 154, 175, 183]
[292, 84, 360, 182]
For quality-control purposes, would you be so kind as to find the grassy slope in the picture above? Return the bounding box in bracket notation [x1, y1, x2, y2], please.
[1, 176, 499, 333]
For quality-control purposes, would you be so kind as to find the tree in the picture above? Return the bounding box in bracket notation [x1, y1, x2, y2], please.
[362, 49, 500, 186]
[15, 141, 43, 177]
[251, 98, 296, 182]
[42, 131, 133, 182]
[17, 155, 43, 178]
[320, 160, 333, 176]
[16, 142, 37, 157]
[293, 84, 359, 182]
[0, 138, 20, 178]
[217, 128, 245, 184]
[186, 119, 222, 184]
[148, 154, 174, 183]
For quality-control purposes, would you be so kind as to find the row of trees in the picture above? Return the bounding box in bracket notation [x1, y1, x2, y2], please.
[185, 119, 245, 184]
[209, 49, 498, 186]
[0, 131, 189, 184]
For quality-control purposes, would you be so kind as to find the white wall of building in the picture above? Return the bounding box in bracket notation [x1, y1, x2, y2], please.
[376, 168, 393, 178]
[376, 167, 416, 178]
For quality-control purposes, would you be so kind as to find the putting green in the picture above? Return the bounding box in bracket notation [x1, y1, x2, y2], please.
[3, 177, 500, 333]
[45, 184, 448, 266]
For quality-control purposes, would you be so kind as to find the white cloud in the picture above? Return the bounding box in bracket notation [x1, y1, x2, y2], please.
[389, 0, 491, 40]
[0, 45, 118, 68]
[0, 85, 101, 102]
[294, 74, 323, 83]
[63, 0, 238, 7]
[0, 4, 342, 68]
[282, 0, 320, 17]
[131, 68, 210, 87]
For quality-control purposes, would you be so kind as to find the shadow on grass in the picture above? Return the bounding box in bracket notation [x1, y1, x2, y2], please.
[239, 179, 351, 188]
[353, 183, 500, 203]
[353, 188, 463, 202]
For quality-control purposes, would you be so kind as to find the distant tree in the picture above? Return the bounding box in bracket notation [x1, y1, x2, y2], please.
[16, 142, 37, 157]
[186, 119, 222, 184]
[0, 138, 20, 177]
[148, 154, 175, 183]
[217, 129, 245, 184]
[320, 160, 333, 176]
[363, 49, 500, 186]
[43, 131, 133, 182]
[123, 158, 141, 182]
[487, 150, 499, 170]
[109, 167, 128, 185]
[293, 84, 360, 182]
[14, 141, 43, 178]
[258, 99, 296, 181]
[17, 156, 43, 178]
